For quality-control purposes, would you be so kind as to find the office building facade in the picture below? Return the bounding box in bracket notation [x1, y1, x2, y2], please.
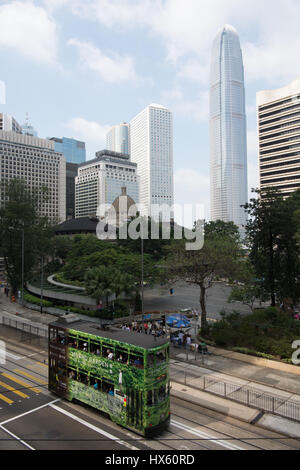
[50, 137, 86, 164]
[0, 131, 66, 221]
[106, 123, 130, 155]
[210, 25, 248, 233]
[257, 79, 300, 196]
[75, 150, 139, 219]
[0, 114, 22, 134]
[66, 162, 78, 219]
[130, 104, 174, 220]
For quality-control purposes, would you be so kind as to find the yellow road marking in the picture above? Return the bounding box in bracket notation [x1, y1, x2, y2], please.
[13, 370, 48, 385]
[2, 373, 41, 394]
[0, 380, 29, 399]
[36, 362, 48, 368]
[0, 393, 13, 404]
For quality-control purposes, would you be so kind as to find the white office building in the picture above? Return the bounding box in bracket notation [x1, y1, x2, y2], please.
[130, 104, 174, 221]
[0, 130, 66, 221]
[210, 25, 248, 234]
[0, 113, 22, 134]
[106, 123, 130, 155]
[257, 79, 300, 196]
[75, 150, 139, 219]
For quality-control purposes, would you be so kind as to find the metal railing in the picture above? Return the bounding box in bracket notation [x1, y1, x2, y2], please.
[0, 314, 48, 339]
[171, 369, 300, 423]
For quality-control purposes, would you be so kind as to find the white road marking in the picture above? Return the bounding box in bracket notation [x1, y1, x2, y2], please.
[50, 403, 140, 451]
[5, 351, 22, 360]
[0, 399, 61, 426]
[171, 419, 246, 451]
[0, 424, 35, 450]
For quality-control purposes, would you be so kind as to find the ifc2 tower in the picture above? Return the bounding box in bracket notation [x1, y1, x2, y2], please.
[209, 25, 248, 235]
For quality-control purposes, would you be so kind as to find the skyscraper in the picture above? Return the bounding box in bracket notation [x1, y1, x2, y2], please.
[0, 130, 66, 221]
[0, 113, 22, 134]
[257, 79, 300, 197]
[50, 137, 86, 164]
[106, 123, 130, 155]
[210, 25, 248, 233]
[75, 150, 139, 219]
[130, 104, 174, 220]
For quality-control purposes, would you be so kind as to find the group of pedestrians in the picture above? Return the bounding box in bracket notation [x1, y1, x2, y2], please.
[121, 320, 167, 337]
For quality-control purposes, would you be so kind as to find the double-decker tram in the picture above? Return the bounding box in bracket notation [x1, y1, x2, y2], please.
[48, 315, 170, 436]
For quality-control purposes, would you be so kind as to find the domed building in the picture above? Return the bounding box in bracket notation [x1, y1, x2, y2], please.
[105, 187, 139, 227]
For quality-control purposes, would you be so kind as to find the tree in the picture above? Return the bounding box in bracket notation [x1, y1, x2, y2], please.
[228, 260, 268, 312]
[244, 188, 300, 306]
[0, 179, 53, 295]
[166, 229, 240, 334]
[113, 271, 136, 300]
[204, 220, 241, 244]
[84, 266, 115, 307]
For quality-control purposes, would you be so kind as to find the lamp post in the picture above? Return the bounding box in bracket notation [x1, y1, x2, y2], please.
[40, 257, 44, 313]
[21, 226, 24, 307]
[141, 221, 144, 318]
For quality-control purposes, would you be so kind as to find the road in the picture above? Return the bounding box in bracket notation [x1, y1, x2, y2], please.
[0, 325, 299, 451]
[143, 281, 256, 318]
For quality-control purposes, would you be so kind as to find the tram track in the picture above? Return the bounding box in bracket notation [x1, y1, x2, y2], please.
[171, 396, 300, 451]
[1, 335, 300, 451]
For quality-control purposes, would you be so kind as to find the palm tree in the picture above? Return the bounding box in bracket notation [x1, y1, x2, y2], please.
[113, 271, 136, 300]
[84, 266, 115, 307]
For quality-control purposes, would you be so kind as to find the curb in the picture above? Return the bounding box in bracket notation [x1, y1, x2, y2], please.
[170, 381, 261, 424]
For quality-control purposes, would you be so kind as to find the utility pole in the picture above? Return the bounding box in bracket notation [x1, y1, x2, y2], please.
[40, 257, 44, 314]
[21, 226, 24, 306]
[141, 226, 144, 318]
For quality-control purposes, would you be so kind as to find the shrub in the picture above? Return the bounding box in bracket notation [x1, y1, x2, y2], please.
[23, 291, 53, 308]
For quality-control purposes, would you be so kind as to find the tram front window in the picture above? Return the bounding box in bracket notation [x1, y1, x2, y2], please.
[156, 350, 166, 365]
[147, 354, 154, 368]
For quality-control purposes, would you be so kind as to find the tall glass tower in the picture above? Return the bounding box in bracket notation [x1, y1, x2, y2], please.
[210, 25, 248, 234]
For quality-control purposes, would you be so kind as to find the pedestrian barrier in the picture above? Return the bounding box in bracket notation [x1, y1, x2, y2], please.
[0, 313, 48, 339]
[171, 368, 300, 423]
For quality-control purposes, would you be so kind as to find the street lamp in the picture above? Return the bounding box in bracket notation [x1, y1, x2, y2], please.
[40, 256, 44, 313]
[21, 226, 24, 307]
[141, 218, 144, 317]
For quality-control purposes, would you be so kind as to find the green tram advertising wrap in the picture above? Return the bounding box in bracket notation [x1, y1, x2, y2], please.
[48, 316, 170, 436]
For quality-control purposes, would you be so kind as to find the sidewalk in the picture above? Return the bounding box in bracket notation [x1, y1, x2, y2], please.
[1, 291, 299, 438]
[171, 345, 300, 395]
[171, 381, 300, 439]
[1, 290, 299, 396]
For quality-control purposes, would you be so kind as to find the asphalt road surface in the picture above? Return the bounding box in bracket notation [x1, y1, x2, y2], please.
[143, 281, 256, 318]
[0, 326, 299, 451]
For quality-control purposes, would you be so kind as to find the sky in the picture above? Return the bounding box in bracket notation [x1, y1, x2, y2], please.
[1, 0, 300, 220]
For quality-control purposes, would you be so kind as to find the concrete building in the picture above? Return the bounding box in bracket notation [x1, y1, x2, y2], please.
[106, 122, 130, 155]
[130, 104, 174, 221]
[0, 113, 22, 134]
[0, 130, 66, 221]
[210, 25, 248, 234]
[75, 150, 139, 219]
[257, 79, 300, 196]
[66, 162, 78, 219]
[50, 137, 86, 164]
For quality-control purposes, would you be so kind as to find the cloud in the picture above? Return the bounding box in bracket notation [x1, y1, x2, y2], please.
[247, 130, 258, 160]
[174, 168, 210, 221]
[247, 161, 259, 195]
[69, 0, 300, 87]
[162, 87, 209, 121]
[65, 117, 111, 156]
[68, 38, 139, 83]
[0, 1, 58, 65]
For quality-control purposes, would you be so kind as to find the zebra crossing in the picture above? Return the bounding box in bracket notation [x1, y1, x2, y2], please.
[0, 363, 48, 407]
